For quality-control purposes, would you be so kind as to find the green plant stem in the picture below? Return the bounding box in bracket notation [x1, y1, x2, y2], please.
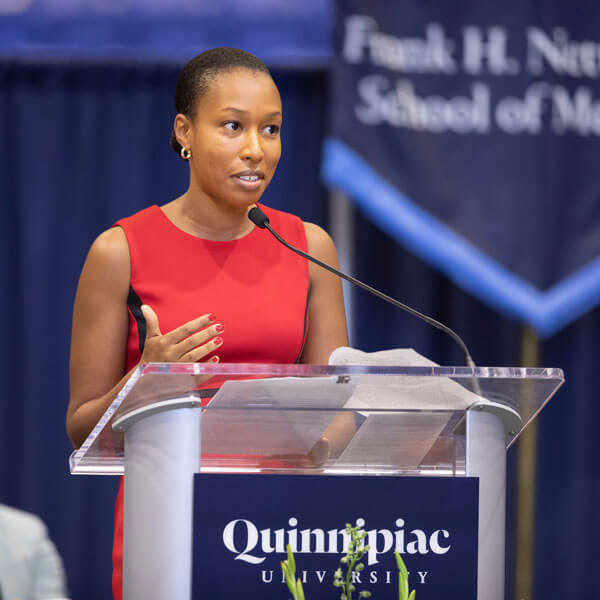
[344, 554, 355, 600]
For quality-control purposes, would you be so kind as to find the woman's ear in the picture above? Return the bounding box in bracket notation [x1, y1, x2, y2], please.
[173, 113, 192, 149]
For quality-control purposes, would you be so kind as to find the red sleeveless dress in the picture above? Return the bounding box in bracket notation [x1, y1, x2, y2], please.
[111, 204, 309, 599]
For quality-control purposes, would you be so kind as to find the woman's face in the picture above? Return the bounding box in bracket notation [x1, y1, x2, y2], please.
[176, 68, 282, 210]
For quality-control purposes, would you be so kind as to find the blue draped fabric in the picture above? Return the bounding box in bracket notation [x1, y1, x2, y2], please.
[0, 0, 331, 65]
[0, 59, 597, 600]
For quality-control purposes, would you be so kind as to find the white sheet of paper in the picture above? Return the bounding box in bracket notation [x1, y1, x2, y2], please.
[328, 348, 478, 467]
[201, 376, 357, 455]
[326, 347, 524, 465]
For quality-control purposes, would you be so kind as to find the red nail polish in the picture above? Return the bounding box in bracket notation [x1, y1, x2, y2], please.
[211, 355, 219, 363]
[208, 313, 216, 322]
[215, 323, 224, 333]
[214, 337, 223, 345]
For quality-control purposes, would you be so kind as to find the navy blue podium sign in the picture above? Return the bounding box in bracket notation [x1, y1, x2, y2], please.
[192, 474, 478, 599]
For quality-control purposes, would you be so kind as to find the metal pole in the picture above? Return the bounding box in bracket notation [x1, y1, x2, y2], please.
[329, 189, 355, 344]
[467, 409, 507, 600]
[514, 326, 540, 600]
[120, 402, 201, 600]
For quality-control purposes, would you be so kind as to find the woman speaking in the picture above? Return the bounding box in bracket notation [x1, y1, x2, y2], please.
[65, 47, 348, 598]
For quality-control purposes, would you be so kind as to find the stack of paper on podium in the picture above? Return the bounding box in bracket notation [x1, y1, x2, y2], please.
[328, 347, 516, 469]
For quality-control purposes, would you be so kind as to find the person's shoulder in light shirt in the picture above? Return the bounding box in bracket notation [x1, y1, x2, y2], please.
[0, 504, 68, 600]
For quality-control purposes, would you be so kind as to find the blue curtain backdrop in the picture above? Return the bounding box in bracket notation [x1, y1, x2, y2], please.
[0, 60, 598, 600]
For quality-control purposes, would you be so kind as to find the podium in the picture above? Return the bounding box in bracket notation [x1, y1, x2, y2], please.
[69, 363, 563, 600]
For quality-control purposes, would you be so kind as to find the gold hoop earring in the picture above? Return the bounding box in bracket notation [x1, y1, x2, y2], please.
[180, 147, 192, 160]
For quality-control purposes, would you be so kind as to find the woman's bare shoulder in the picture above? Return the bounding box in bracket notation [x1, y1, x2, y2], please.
[86, 226, 129, 274]
[302, 221, 337, 260]
[88, 226, 129, 263]
[77, 226, 130, 296]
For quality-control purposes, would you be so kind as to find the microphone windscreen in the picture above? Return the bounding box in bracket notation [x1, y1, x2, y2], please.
[248, 206, 270, 228]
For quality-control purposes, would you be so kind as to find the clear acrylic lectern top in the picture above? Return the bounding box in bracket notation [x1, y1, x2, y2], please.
[69, 363, 563, 476]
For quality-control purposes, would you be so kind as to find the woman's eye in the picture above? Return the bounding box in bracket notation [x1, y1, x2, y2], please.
[265, 125, 280, 135]
[224, 121, 240, 131]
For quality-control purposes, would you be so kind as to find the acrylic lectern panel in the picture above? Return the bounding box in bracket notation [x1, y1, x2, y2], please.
[69, 363, 564, 475]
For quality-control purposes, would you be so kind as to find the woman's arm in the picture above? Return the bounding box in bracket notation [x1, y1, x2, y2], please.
[66, 227, 132, 448]
[67, 227, 224, 449]
[300, 222, 349, 363]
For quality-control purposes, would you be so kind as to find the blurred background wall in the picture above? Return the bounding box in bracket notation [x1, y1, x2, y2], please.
[1, 1, 598, 599]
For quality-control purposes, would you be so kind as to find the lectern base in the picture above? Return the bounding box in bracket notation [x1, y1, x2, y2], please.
[122, 401, 201, 600]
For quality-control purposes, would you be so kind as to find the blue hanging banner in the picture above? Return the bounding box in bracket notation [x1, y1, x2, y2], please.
[0, 0, 331, 66]
[323, 1, 600, 337]
[192, 473, 478, 599]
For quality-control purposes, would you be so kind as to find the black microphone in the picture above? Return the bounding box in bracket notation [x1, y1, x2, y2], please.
[248, 206, 477, 368]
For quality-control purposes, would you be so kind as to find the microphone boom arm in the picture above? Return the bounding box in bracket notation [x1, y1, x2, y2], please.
[248, 206, 477, 368]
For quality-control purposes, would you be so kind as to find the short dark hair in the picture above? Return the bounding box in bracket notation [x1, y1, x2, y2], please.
[170, 47, 272, 155]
